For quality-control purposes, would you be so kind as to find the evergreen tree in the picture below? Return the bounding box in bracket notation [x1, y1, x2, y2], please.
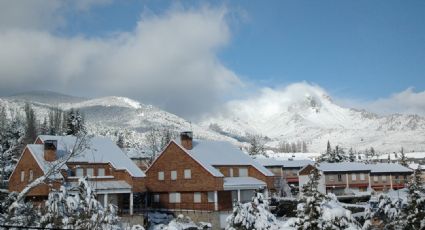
[399, 147, 409, 167]
[39, 117, 49, 135]
[116, 133, 125, 149]
[363, 193, 404, 230]
[404, 166, 425, 230]
[23, 103, 37, 144]
[226, 189, 277, 230]
[295, 166, 323, 230]
[66, 109, 85, 135]
[348, 148, 356, 162]
[326, 141, 332, 155]
[302, 141, 308, 153]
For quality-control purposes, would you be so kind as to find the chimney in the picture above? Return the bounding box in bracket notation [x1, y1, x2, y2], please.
[44, 140, 57, 161]
[180, 131, 193, 150]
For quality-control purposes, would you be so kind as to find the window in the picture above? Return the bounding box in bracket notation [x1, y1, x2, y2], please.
[229, 168, 234, 177]
[351, 174, 357, 181]
[194, 192, 201, 203]
[20, 171, 25, 182]
[76, 168, 84, 177]
[86, 168, 94, 177]
[329, 175, 334, 181]
[360, 173, 365, 181]
[169, 193, 181, 203]
[337, 174, 342, 182]
[374, 176, 378, 182]
[98, 168, 105, 176]
[382, 175, 387, 182]
[239, 168, 248, 177]
[29, 170, 34, 182]
[184, 169, 191, 179]
[207, 192, 215, 203]
[158, 171, 164, 180]
[154, 194, 160, 203]
[171, 171, 177, 180]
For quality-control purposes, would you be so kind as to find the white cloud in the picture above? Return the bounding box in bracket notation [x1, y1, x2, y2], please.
[338, 88, 425, 116]
[0, 2, 242, 118]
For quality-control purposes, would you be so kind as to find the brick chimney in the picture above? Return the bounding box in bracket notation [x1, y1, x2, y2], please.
[180, 131, 193, 150]
[44, 140, 57, 161]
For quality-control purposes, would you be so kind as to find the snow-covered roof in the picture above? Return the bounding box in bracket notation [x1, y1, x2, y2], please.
[32, 135, 145, 177]
[256, 158, 313, 168]
[316, 162, 412, 174]
[318, 162, 371, 172]
[369, 163, 413, 173]
[223, 177, 267, 190]
[174, 139, 274, 177]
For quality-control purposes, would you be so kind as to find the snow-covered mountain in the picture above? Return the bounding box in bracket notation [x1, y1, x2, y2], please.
[0, 92, 237, 149]
[2, 86, 425, 153]
[199, 83, 425, 153]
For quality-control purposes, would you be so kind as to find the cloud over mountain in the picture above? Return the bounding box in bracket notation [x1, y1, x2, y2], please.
[0, 2, 241, 118]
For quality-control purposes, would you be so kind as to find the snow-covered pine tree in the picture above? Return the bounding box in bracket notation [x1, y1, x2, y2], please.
[295, 166, 323, 230]
[348, 148, 356, 162]
[23, 103, 38, 144]
[404, 166, 425, 230]
[117, 133, 125, 149]
[39, 117, 49, 135]
[66, 109, 86, 135]
[320, 193, 361, 230]
[0, 191, 41, 228]
[363, 193, 404, 230]
[226, 189, 277, 230]
[399, 147, 409, 167]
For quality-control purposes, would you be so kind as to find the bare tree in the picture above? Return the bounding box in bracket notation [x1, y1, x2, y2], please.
[247, 133, 266, 158]
[8, 133, 91, 213]
[145, 127, 177, 163]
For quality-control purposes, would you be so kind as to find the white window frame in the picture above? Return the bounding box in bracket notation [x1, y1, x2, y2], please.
[98, 168, 105, 176]
[374, 176, 379, 182]
[158, 171, 164, 180]
[86, 168, 94, 177]
[76, 168, 84, 177]
[171, 170, 177, 180]
[239, 168, 248, 177]
[360, 173, 365, 181]
[207, 192, 215, 203]
[229, 168, 234, 177]
[382, 175, 387, 182]
[169, 192, 181, 203]
[194, 192, 201, 203]
[29, 170, 34, 182]
[154, 194, 160, 203]
[20, 171, 25, 182]
[329, 175, 334, 181]
[184, 169, 191, 179]
[351, 174, 357, 181]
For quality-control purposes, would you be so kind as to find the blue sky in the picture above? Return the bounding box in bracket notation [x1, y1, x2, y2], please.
[57, 0, 425, 100]
[1, 0, 425, 117]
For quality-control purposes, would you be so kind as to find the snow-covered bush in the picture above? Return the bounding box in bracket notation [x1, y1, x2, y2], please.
[149, 214, 208, 230]
[0, 191, 41, 228]
[39, 177, 121, 230]
[404, 167, 425, 230]
[226, 189, 278, 230]
[363, 193, 404, 230]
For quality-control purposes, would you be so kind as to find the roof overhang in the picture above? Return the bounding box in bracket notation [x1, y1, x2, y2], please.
[223, 177, 267, 191]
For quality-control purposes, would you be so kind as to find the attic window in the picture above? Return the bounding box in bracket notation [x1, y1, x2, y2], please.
[98, 168, 105, 176]
[239, 168, 248, 177]
[20, 171, 25, 182]
[29, 170, 34, 182]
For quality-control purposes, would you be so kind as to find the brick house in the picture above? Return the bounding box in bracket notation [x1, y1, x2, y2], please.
[145, 132, 275, 212]
[298, 162, 413, 196]
[8, 135, 146, 215]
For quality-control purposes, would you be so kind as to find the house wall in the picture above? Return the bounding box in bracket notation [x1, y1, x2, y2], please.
[8, 147, 60, 196]
[150, 191, 216, 211]
[145, 142, 223, 192]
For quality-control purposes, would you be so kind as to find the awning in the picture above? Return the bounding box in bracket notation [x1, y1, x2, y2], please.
[68, 180, 132, 194]
[223, 177, 267, 190]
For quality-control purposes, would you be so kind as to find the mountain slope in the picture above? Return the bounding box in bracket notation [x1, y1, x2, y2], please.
[199, 83, 425, 152]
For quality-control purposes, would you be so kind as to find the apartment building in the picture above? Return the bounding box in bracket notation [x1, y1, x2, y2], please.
[145, 131, 275, 212]
[9, 135, 146, 215]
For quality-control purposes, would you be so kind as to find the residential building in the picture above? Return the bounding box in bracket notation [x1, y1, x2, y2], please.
[9, 135, 146, 215]
[298, 162, 413, 196]
[145, 131, 276, 212]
